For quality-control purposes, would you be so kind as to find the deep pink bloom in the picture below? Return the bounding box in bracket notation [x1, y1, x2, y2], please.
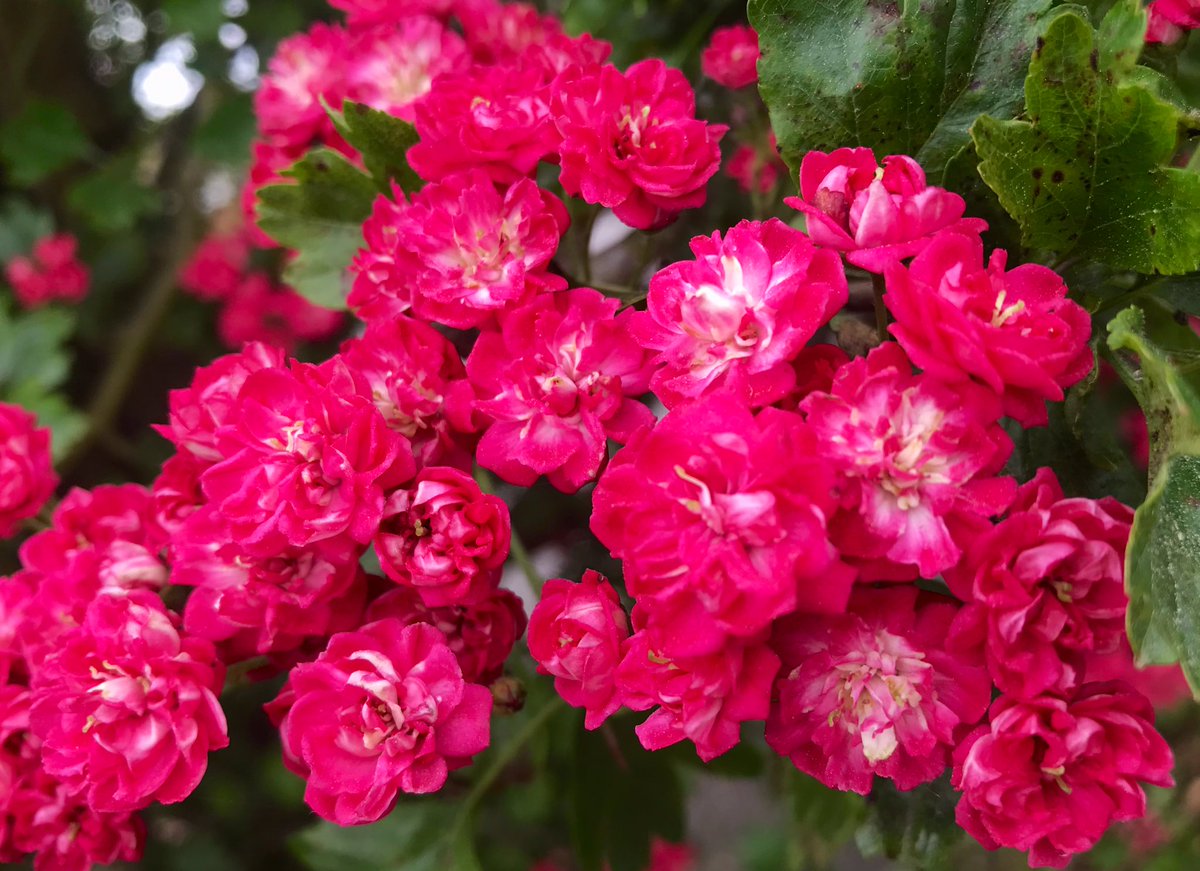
[528, 570, 630, 729]
[29, 592, 228, 813]
[349, 173, 567, 328]
[0, 403, 56, 540]
[953, 683, 1174, 868]
[946, 468, 1133, 699]
[646, 840, 696, 871]
[765, 587, 990, 794]
[617, 629, 779, 761]
[631, 219, 847, 408]
[150, 452, 204, 538]
[591, 395, 854, 658]
[366, 586, 527, 685]
[254, 23, 349, 150]
[726, 138, 786, 195]
[173, 508, 367, 657]
[344, 17, 469, 121]
[327, 0, 459, 28]
[200, 360, 415, 554]
[801, 342, 1015, 580]
[337, 318, 473, 469]
[1147, 0, 1200, 43]
[554, 60, 727, 230]
[218, 273, 343, 353]
[773, 343, 850, 412]
[157, 342, 287, 465]
[272, 620, 492, 824]
[458, 287, 654, 492]
[374, 466, 509, 607]
[884, 231, 1093, 426]
[1086, 639, 1192, 712]
[4, 234, 90, 309]
[408, 62, 561, 184]
[179, 232, 251, 302]
[461, 1, 561, 63]
[701, 25, 759, 89]
[786, 148, 986, 273]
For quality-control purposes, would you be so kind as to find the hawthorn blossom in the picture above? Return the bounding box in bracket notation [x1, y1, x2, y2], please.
[457, 287, 654, 492]
[374, 466, 510, 607]
[253, 23, 349, 149]
[884, 231, 1092, 426]
[199, 360, 415, 555]
[528, 570, 630, 729]
[327, 0, 460, 27]
[1147, 0, 1200, 43]
[554, 59, 727, 230]
[344, 17, 469, 120]
[0, 403, 56, 540]
[801, 342, 1016, 580]
[765, 587, 990, 794]
[631, 218, 847, 408]
[348, 173, 568, 328]
[366, 586, 527, 685]
[946, 468, 1133, 699]
[217, 273, 343, 353]
[954, 683, 1174, 868]
[617, 629, 779, 761]
[271, 620, 492, 824]
[337, 317, 473, 469]
[726, 137, 787, 195]
[591, 395, 854, 658]
[701, 25, 760, 89]
[29, 592, 228, 813]
[179, 231, 251, 302]
[4, 234, 90, 309]
[786, 148, 986, 272]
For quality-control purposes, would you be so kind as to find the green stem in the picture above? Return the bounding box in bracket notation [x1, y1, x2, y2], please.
[871, 273, 890, 343]
[472, 467, 544, 595]
[574, 203, 599, 285]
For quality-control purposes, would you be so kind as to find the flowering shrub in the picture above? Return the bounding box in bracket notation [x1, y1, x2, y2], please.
[4, 0, 1200, 869]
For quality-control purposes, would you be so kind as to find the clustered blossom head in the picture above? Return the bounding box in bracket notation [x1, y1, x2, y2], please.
[0, 403, 56, 540]
[1147, 0, 1200, 43]
[3, 234, 90, 309]
[701, 25, 760, 89]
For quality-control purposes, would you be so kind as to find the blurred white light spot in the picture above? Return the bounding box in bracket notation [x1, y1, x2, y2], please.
[200, 171, 238, 213]
[229, 45, 260, 92]
[116, 14, 145, 42]
[218, 22, 246, 50]
[132, 37, 204, 121]
[222, 0, 248, 17]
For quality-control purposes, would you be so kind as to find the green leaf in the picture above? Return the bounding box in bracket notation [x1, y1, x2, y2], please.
[789, 770, 866, 867]
[972, 1, 1200, 273]
[0, 199, 53, 262]
[160, 0, 228, 39]
[67, 156, 161, 233]
[328, 101, 423, 193]
[193, 94, 257, 165]
[0, 302, 84, 459]
[256, 148, 379, 310]
[292, 803, 457, 871]
[0, 100, 92, 185]
[750, 0, 1054, 182]
[855, 777, 963, 869]
[568, 722, 685, 871]
[1108, 305, 1200, 689]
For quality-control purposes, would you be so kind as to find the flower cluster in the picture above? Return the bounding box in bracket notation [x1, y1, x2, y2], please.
[2, 233, 89, 309]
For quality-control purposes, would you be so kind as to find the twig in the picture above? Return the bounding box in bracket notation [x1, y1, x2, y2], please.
[871, 273, 890, 343]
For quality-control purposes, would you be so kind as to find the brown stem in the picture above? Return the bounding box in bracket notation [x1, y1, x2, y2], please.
[871, 272, 890, 343]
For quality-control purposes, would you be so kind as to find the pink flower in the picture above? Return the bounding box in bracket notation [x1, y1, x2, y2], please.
[801, 342, 1016, 580]
[349, 172, 568, 328]
[631, 219, 847, 408]
[218, 273, 343, 353]
[172, 508, 367, 658]
[726, 139, 786, 195]
[953, 682, 1174, 868]
[366, 586, 527, 684]
[327, 0, 459, 28]
[458, 287, 654, 492]
[462, 1, 562, 63]
[337, 318, 473, 469]
[179, 232, 251, 302]
[528, 570, 630, 729]
[946, 468, 1133, 699]
[0, 403, 56, 539]
[156, 342, 287, 465]
[344, 18, 469, 121]
[773, 343, 849, 412]
[374, 466, 509, 607]
[408, 62, 561, 184]
[254, 23, 349, 150]
[272, 620, 492, 824]
[150, 452, 204, 538]
[701, 25, 759, 89]
[1147, 0, 1200, 43]
[553, 60, 727, 230]
[4, 234, 90, 309]
[1086, 639, 1192, 711]
[200, 360, 414, 554]
[786, 148, 986, 273]
[884, 231, 1093, 426]
[765, 587, 990, 794]
[30, 591, 228, 813]
[617, 629, 779, 761]
[591, 395, 854, 658]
